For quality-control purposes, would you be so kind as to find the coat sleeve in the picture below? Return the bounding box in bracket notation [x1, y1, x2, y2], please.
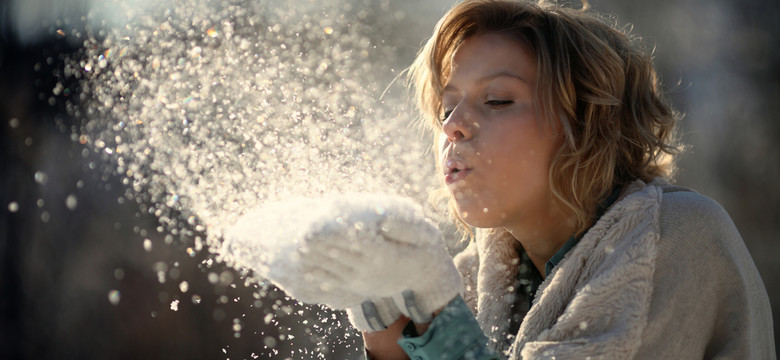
[391, 244, 501, 360]
[636, 191, 775, 359]
[397, 295, 501, 360]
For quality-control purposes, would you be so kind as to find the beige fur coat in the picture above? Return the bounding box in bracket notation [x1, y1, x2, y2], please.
[453, 179, 775, 359]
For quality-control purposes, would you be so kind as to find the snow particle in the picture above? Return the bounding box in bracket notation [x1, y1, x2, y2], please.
[208, 272, 219, 285]
[263, 336, 277, 348]
[179, 281, 189, 293]
[65, 194, 78, 210]
[108, 290, 121, 305]
[34, 171, 48, 185]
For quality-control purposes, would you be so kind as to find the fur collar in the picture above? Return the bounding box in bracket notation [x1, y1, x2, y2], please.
[465, 179, 664, 358]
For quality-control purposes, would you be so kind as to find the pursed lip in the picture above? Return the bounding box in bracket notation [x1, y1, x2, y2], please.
[442, 159, 472, 185]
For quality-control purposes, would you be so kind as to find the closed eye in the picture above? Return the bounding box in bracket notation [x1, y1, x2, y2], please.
[485, 100, 513, 107]
[441, 110, 453, 123]
[441, 100, 513, 122]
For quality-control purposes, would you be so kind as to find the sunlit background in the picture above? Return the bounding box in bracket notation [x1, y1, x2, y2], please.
[2, 0, 778, 358]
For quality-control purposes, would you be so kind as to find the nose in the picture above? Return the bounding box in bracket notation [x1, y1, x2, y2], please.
[441, 106, 473, 143]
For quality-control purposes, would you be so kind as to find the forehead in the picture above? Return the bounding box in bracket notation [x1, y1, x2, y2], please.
[446, 32, 536, 86]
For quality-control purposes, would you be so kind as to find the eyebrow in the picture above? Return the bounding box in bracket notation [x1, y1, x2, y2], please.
[442, 70, 529, 93]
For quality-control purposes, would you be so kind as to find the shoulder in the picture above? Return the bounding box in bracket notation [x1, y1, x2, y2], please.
[656, 187, 749, 272]
[656, 186, 748, 284]
[659, 187, 735, 233]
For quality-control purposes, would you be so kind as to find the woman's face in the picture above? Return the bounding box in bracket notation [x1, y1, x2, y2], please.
[439, 32, 562, 230]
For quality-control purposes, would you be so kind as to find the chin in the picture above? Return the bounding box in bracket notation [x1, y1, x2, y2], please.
[461, 214, 505, 229]
[453, 202, 507, 229]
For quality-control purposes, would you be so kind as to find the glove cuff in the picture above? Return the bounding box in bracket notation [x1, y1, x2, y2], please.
[390, 252, 464, 324]
[347, 297, 402, 332]
[392, 284, 461, 324]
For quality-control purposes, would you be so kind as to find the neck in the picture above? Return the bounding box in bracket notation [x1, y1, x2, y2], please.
[504, 208, 576, 278]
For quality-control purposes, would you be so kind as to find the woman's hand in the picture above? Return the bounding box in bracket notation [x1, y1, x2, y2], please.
[222, 194, 463, 331]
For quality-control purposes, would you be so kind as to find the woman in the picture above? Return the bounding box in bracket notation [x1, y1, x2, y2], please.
[226, 0, 775, 358]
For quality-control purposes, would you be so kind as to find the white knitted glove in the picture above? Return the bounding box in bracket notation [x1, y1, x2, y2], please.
[222, 194, 463, 331]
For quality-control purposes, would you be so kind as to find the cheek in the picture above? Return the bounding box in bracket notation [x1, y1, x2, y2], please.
[485, 126, 560, 201]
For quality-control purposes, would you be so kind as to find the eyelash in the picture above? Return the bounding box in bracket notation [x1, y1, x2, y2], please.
[440, 110, 453, 123]
[440, 100, 514, 122]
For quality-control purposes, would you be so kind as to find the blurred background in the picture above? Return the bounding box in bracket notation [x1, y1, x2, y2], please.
[1, 0, 778, 358]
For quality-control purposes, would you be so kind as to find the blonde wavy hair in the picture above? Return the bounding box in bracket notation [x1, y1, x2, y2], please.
[409, 0, 681, 238]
